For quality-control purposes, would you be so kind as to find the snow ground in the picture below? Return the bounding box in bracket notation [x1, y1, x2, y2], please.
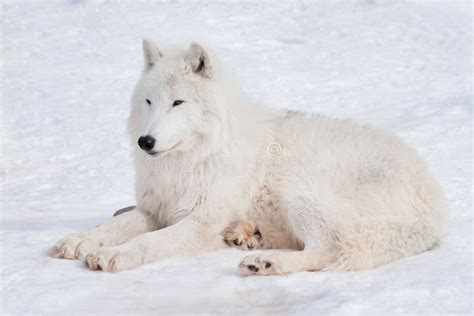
[1, 0, 472, 314]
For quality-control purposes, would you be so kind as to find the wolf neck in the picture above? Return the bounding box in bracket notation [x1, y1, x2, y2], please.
[211, 74, 278, 160]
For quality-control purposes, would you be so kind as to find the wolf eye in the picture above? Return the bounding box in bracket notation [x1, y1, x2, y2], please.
[146, 99, 151, 105]
[173, 100, 184, 107]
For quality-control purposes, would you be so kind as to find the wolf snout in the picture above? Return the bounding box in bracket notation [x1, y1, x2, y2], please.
[138, 135, 156, 152]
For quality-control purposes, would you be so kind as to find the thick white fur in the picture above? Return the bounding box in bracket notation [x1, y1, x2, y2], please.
[50, 41, 447, 275]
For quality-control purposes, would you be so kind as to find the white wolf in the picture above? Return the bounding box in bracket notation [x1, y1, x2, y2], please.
[50, 40, 447, 275]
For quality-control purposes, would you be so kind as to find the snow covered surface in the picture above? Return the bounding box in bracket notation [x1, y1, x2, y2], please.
[1, 1, 472, 314]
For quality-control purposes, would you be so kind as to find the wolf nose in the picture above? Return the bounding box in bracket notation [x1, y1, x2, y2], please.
[138, 135, 155, 151]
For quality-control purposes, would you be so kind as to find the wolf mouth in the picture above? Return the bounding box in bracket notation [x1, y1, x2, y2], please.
[147, 141, 182, 157]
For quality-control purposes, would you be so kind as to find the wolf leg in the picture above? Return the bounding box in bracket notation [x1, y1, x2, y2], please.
[85, 216, 226, 272]
[49, 210, 152, 260]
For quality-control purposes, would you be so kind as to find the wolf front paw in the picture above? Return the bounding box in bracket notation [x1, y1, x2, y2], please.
[49, 233, 101, 260]
[223, 220, 264, 250]
[85, 247, 141, 272]
[238, 254, 277, 276]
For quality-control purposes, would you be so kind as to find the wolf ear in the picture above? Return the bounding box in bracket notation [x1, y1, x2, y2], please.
[184, 43, 214, 79]
[143, 39, 162, 70]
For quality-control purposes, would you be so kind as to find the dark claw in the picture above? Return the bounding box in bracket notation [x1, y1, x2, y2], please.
[233, 239, 242, 246]
[247, 264, 256, 271]
[265, 262, 272, 268]
[113, 206, 136, 217]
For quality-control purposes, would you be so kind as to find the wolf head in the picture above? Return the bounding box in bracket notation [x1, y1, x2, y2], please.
[129, 40, 233, 160]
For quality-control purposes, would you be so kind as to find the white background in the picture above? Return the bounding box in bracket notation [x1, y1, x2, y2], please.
[1, 0, 472, 314]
